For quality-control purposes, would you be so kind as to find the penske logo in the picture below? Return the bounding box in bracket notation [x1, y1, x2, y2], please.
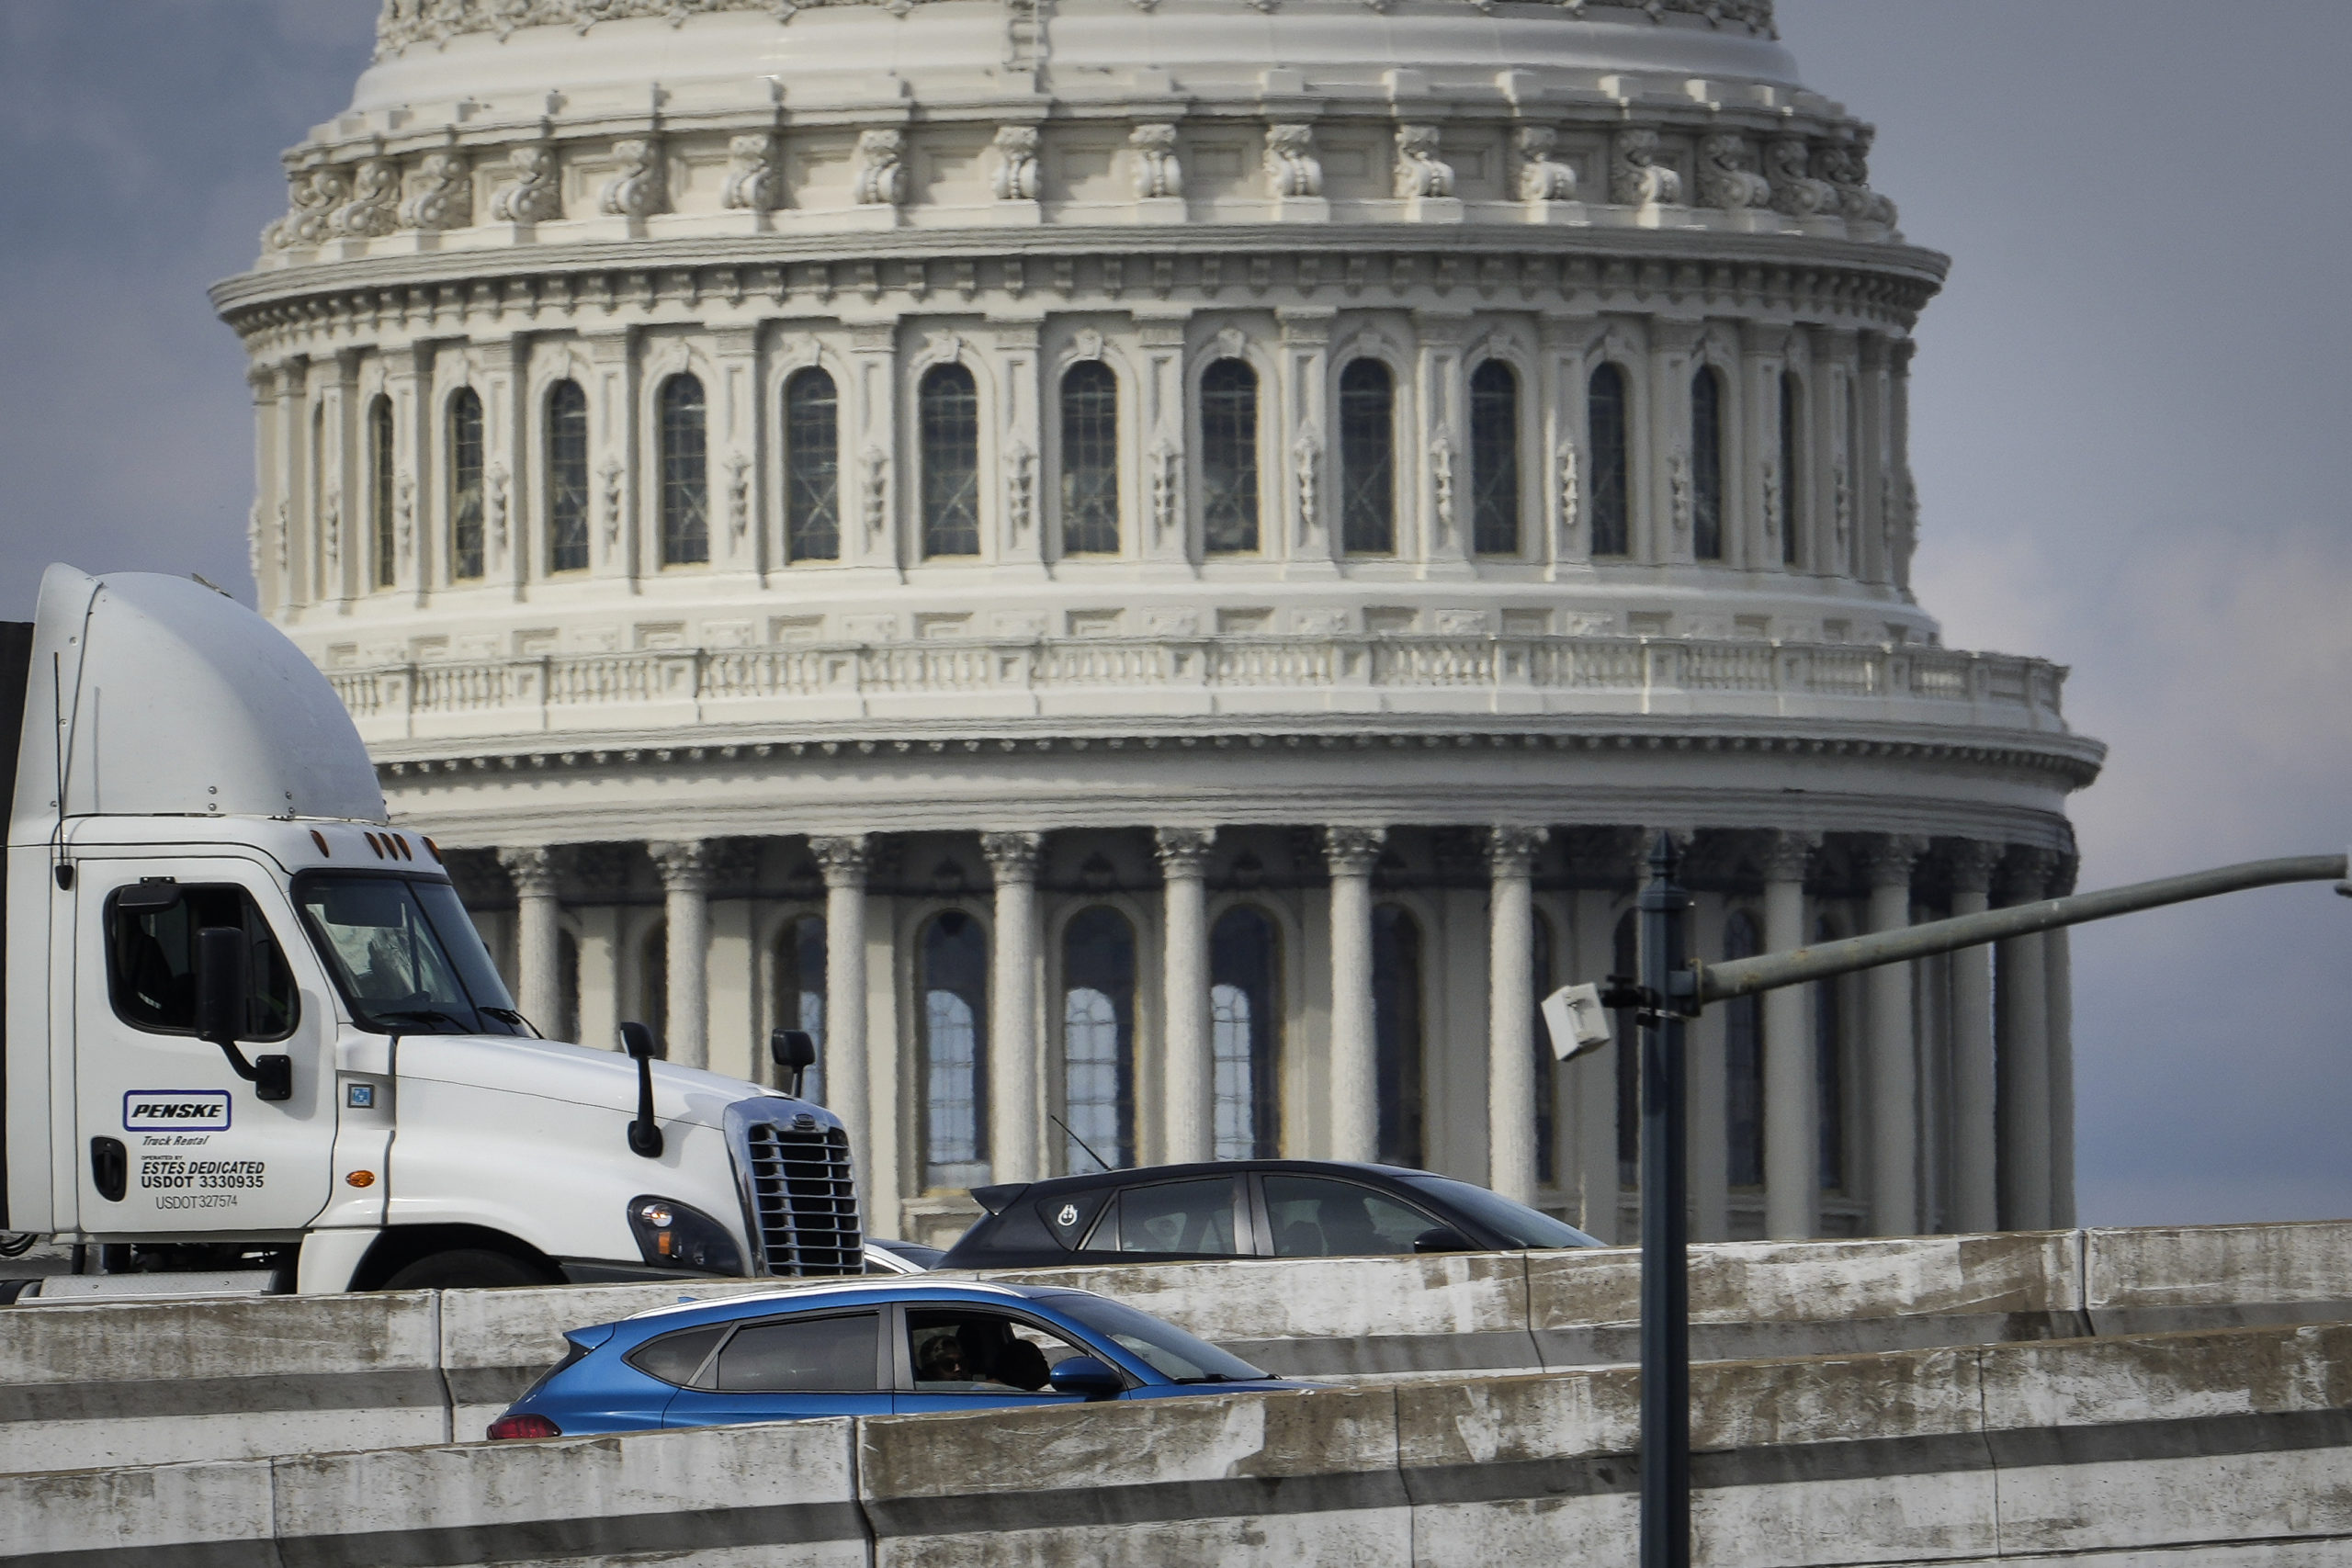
[124, 1091, 232, 1133]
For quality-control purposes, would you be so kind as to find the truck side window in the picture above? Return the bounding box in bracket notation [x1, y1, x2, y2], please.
[106, 885, 299, 1042]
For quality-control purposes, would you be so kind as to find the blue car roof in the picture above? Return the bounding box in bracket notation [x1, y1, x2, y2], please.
[600, 1277, 1066, 1337]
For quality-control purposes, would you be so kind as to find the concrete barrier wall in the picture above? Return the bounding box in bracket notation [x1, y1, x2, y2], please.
[3, 1220, 2346, 1473]
[3, 1321, 2345, 1567]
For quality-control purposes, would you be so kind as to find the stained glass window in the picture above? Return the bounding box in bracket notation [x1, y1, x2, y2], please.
[1588, 365, 1630, 558]
[922, 910, 989, 1190]
[1211, 905, 1281, 1159]
[1691, 366, 1724, 561]
[1779, 371, 1802, 567]
[547, 380, 590, 573]
[1339, 359, 1396, 555]
[1373, 903, 1423, 1168]
[368, 395, 395, 590]
[1061, 907, 1136, 1171]
[920, 364, 980, 558]
[447, 388, 484, 581]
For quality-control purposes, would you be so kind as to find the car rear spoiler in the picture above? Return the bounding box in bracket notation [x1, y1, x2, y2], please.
[969, 1183, 1029, 1216]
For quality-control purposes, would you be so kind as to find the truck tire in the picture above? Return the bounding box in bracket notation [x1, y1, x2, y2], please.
[379, 1248, 556, 1291]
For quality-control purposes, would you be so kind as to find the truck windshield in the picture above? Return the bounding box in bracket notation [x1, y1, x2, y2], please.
[294, 873, 526, 1036]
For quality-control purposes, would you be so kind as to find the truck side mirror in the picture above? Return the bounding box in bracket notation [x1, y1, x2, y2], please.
[618, 1021, 663, 1159]
[769, 1029, 817, 1099]
[194, 927, 292, 1102]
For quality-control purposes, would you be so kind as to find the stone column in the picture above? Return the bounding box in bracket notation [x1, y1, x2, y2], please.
[1996, 848, 2057, 1230]
[1570, 886, 1623, 1241]
[647, 840, 715, 1069]
[1278, 310, 1338, 572]
[1323, 826, 1386, 1162]
[809, 836, 873, 1174]
[981, 831, 1044, 1184]
[1156, 828, 1216, 1165]
[2046, 852, 2079, 1229]
[1487, 827, 1548, 1204]
[1861, 834, 1926, 1235]
[1946, 840, 2002, 1233]
[1760, 830, 1820, 1239]
[499, 846, 564, 1036]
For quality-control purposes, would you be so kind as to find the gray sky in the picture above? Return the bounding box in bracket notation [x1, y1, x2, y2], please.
[1, 1, 2344, 1225]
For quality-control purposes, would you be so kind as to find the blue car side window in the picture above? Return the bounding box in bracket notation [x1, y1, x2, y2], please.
[627, 1325, 728, 1388]
[713, 1312, 885, 1393]
[906, 1308, 1092, 1393]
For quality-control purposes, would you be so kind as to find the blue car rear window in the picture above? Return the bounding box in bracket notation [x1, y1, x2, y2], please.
[627, 1325, 727, 1388]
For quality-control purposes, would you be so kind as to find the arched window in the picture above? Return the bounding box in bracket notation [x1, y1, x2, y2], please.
[1470, 360, 1521, 556]
[1588, 364, 1630, 558]
[773, 913, 827, 1102]
[920, 363, 981, 558]
[658, 374, 708, 566]
[1339, 358, 1396, 555]
[920, 909, 989, 1190]
[447, 389, 485, 581]
[368, 395, 395, 590]
[784, 367, 841, 562]
[1200, 358, 1261, 554]
[1724, 910, 1764, 1188]
[1373, 903, 1423, 1168]
[1838, 373, 1860, 575]
[1815, 915, 1846, 1192]
[1612, 909, 1639, 1187]
[546, 379, 590, 573]
[1059, 361, 1120, 555]
[1061, 907, 1136, 1171]
[1211, 905, 1281, 1159]
[1691, 366, 1724, 561]
[636, 920, 668, 1059]
[1779, 370, 1802, 567]
[1532, 908, 1556, 1185]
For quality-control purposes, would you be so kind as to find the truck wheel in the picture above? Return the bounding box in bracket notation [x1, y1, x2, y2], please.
[379, 1248, 555, 1291]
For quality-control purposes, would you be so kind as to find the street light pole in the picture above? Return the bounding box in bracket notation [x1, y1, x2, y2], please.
[1636, 829, 1690, 1568]
[1608, 848, 2349, 1568]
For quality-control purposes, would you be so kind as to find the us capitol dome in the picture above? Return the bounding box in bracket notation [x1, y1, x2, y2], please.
[213, 0, 2101, 1246]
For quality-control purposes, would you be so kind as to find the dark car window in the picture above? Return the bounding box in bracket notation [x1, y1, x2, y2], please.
[106, 884, 299, 1042]
[1038, 1292, 1266, 1383]
[627, 1325, 728, 1388]
[1261, 1175, 1440, 1257]
[906, 1307, 1091, 1393]
[714, 1312, 883, 1393]
[1398, 1175, 1601, 1249]
[1091, 1178, 1238, 1255]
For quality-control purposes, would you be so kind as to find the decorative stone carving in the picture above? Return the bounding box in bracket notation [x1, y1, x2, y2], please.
[1429, 429, 1455, 544]
[1767, 135, 1838, 217]
[500, 843, 561, 898]
[1292, 426, 1321, 542]
[979, 829, 1044, 881]
[808, 834, 871, 887]
[1669, 451, 1692, 538]
[1514, 127, 1577, 202]
[598, 455, 624, 550]
[1263, 124, 1322, 197]
[487, 464, 509, 556]
[859, 445, 889, 546]
[1946, 839, 2004, 897]
[399, 152, 473, 231]
[854, 130, 909, 206]
[333, 159, 401, 237]
[599, 139, 667, 218]
[1998, 845, 2060, 906]
[1487, 825, 1549, 878]
[1816, 130, 1897, 227]
[1609, 128, 1680, 207]
[991, 126, 1041, 200]
[1153, 826, 1216, 876]
[1860, 833, 1928, 888]
[720, 133, 783, 211]
[1832, 457, 1852, 556]
[725, 452, 752, 540]
[1556, 438, 1580, 550]
[1695, 133, 1772, 210]
[1004, 439, 1035, 541]
[1394, 124, 1453, 197]
[273, 500, 291, 575]
[392, 475, 414, 563]
[648, 838, 718, 894]
[264, 166, 349, 251]
[1758, 829, 1821, 886]
[322, 492, 343, 574]
[1320, 825, 1386, 876]
[489, 144, 563, 223]
[247, 502, 266, 585]
[1130, 123, 1182, 197]
[1760, 453, 1782, 545]
[1148, 439, 1181, 544]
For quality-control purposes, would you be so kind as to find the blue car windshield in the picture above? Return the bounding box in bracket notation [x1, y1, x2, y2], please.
[1397, 1175, 1600, 1249]
[1040, 1292, 1267, 1383]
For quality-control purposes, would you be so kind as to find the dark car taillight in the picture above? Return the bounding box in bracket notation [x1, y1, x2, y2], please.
[487, 1412, 561, 1440]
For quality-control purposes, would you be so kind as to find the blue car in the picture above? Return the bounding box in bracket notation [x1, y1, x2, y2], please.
[487, 1278, 1310, 1438]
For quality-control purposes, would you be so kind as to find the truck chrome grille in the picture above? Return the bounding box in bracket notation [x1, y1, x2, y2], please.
[737, 1120, 862, 1276]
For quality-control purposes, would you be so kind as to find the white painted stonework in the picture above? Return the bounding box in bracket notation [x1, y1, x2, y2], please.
[215, 0, 2100, 1247]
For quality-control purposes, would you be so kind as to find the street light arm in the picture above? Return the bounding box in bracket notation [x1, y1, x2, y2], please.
[1696, 852, 2349, 1006]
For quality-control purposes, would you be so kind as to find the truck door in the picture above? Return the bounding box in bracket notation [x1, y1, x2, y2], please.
[74, 863, 334, 1235]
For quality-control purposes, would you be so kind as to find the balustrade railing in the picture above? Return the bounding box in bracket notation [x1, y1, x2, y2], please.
[326, 634, 2070, 732]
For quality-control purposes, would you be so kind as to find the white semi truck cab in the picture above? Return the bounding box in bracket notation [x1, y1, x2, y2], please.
[1, 566, 859, 1295]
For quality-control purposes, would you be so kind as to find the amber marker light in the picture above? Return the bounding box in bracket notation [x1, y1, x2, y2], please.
[345, 1170, 376, 1188]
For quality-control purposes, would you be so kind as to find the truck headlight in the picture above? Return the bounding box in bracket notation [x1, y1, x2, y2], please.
[626, 1196, 744, 1274]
